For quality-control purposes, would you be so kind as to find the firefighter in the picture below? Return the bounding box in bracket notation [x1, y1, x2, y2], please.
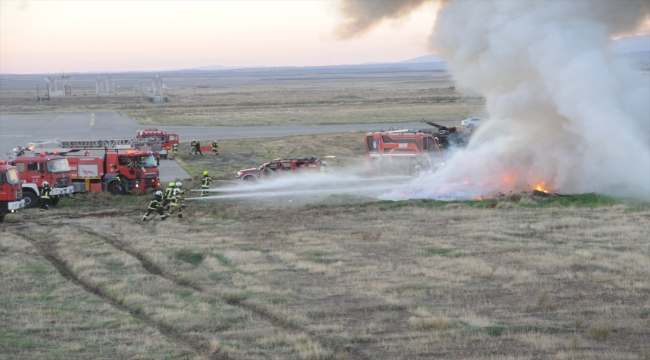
[194, 140, 203, 156]
[171, 144, 178, 159]
[211, 140, 219, 155]
[162, 181, 175, 211]
[111, 164, 124, 184]
[39, 181, 52, 211]
[142, 190, 167, 221]
[190, 139, 197, 155]
[174, 182, 187, 218]
[201, 171, 212, 197]
[168, 188, 182, 217]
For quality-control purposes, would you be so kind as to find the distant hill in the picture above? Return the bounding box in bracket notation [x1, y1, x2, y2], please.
[398, 55, 445, 63]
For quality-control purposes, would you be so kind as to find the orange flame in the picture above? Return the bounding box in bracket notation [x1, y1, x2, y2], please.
[535, 182, 549, 193]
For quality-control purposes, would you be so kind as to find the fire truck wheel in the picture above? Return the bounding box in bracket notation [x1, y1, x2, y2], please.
[50, 198, 60, 206]
[22, 191, 39, 209]
[242, 175, 258, 183]
[109, 182, 126, 195]
[0, 214, 5, 223]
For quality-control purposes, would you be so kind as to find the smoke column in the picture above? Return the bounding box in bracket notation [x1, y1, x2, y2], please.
[338, 0, 650, 199]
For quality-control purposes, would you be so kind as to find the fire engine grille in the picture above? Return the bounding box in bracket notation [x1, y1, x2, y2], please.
[56, 177, 71, 185]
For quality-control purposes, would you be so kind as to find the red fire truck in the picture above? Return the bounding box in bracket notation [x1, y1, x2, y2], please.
[0, 160, 25, 222]
[136, 128, 179, 159]
[52, 139, 161, 195]
[12, 139, 160, 196]
[365, 130, 443, 175]
[8, 152, 75, 208]
[66, 150, 160, 194]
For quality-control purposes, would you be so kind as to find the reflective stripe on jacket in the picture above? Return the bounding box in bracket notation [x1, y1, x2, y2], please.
[164, 187, 174, 200]
[148, 199, 161, 210]
[40, 185, 52, 199]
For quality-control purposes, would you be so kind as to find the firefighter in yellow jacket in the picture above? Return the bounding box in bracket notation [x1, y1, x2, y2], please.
[174, 182, 187, 218]
[40, 181, 52, 211]
[142, 191, 168, 221]
[201, 171, 212, 197]
[211, 140, 219, 155]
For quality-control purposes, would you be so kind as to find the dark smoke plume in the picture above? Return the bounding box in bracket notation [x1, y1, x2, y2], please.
[335, 0, 435, 39]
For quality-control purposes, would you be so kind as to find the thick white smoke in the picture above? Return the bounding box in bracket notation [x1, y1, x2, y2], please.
[339, 0, 650, 200]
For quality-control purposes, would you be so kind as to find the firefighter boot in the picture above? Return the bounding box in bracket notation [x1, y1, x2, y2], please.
[178, 213, 182, 218]
[161, 215, 168, 221]
[142, 215, 148, 221]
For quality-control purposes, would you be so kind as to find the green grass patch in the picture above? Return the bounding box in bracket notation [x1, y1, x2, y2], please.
[173, 249, 205, 266]
[101, 259, 125, 271]
[457, 321, 566, 337]
[177, 290, 193, 298]
[211, 253, 231, 266]
[394, 284, 440, 295]
[426, 247, 460, 257]
[225, 291, 255, 305]
[25, 264, 48, 274]
[307, 250, 336, 264]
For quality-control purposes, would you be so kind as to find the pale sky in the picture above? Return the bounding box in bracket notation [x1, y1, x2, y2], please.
[0, 0, 440, 74]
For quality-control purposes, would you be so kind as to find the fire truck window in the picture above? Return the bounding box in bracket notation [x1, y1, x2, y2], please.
[119, 156, 133, 167]
[428, 138, 437, 150]
[367, 137, 376, 151]
[381, 136, 396, 143]
[16, 163, 26, 172]
[0, 172, 4, 185]
[27, 162, 40, 172]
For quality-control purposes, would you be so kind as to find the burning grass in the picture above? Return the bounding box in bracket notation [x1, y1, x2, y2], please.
[3, 194, 650, 358]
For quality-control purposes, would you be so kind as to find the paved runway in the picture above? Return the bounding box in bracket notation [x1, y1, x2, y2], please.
[0, 112, 456, 181]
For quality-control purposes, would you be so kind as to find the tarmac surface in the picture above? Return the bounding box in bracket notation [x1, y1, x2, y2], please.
[0, 112, 456, 181]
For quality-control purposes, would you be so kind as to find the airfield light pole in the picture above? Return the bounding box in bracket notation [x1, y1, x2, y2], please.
[37, 83, 41, 105]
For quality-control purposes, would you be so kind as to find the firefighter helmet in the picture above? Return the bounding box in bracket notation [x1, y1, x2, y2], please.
[173, 188, 180, 195]
[169, 181, 176, 187]
[42, 181, 49, 186]
[321, 161, 327, 166]
[155, 190, 163, 196]
[203, 171, 209, 176]
[176, 182, 182, 187]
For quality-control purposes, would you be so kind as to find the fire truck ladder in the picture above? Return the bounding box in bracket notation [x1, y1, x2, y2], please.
[57, 139, 159, 149]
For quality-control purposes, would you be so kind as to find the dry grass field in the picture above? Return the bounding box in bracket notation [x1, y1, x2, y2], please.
[3, 192, 649, 359]
[2, 133, 649, 359]
[0, 71, 484, 126]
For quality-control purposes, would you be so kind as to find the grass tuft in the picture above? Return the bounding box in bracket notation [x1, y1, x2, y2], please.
[173, 249, 205, 266]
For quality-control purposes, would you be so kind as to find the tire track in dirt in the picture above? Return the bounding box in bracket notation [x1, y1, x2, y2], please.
[8, 229, 229, 360]
[80, 225, 372, 360]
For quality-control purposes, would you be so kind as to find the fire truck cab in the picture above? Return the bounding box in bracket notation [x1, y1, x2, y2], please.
[365, 130, 443, 176]
[9, 152, 75, 208]
[67, 149, 160, 194]
[0, 160, 25, 222]
[136, 128, 179, 159]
